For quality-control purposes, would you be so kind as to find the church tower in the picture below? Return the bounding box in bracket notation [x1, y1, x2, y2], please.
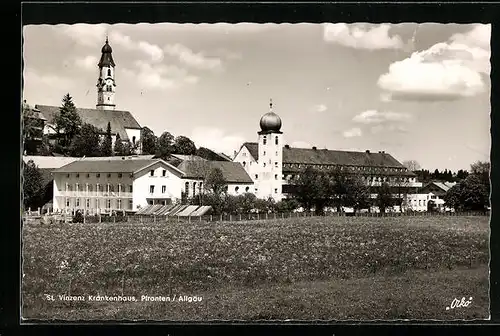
[96, 37, 116, 110]
[257, 99, 284, 201]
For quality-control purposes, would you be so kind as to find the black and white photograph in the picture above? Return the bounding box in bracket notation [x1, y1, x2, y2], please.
[21, 21, 491, 321]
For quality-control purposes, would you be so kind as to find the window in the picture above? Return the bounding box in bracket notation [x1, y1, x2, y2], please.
[129, 185, 133, 193]
[275, 162, 278, 168]
[162, 185, 166, 194]
[107, 173, 111, 178]
[274, 188, 278, 194]
[107, 69, 111, 76]
[66, 174, 70, 178]
[106, 199, 111, 209]
[245, 186, 249, 192]
[275, 136, 279, 145]
[263, 136, 267, 145]
[162, 170, 166, 177]
[132, 136, 136, 145]
[275, 151, 278, 156]
[118, 173, 122, 178]
[96, 173, 100, 178]
[255, 174, 258, 179]
[235, 186, 239, 193]
[185, 182, 189, 194]
[109, 184, 114, 192]
[263, 151, 266, 156]
[225, 186, 229, 191]
[255, 188, 258, 192]
[86, 173, 90, 178]
[275, 174, 278, 180]
[193, 182, 197, 196]
[242, 152, 247, 157]
[150, 170, 154, 176]
[242, 161, 246, 167]
[117, 199, 122, 210]
[106, 85, 112, 92]
[263, 163, 266, 167]
[128, 200, 133, 210]
[65, 198, 70, 207]
[89, 185, 93, 192]
[149, 185, 155, 194]
[76, 173, 79, 178]
[199, 183, 203, 191]
[86, 199, 90, 208]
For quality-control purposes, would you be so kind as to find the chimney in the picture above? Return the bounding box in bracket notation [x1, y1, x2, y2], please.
[312, 146, 317, 150]
[284, 144, 290, 149]
[365, 150, 370, 154]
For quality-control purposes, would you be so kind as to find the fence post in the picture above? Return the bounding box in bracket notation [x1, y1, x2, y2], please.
[282, 213, 284, 219]
[113, 216, 116, 223]
[266, 213, 268, 220]
[239, 214, 242, 221]
[98, 214, 101, 223]
[220, 214, 223, 222]
[199, 215, 202, 222]
[229, 214, 232, 222]
[210, 215, 212, 222]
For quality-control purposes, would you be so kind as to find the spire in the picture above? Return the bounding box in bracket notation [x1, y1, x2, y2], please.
[105, 34, 109, 44]
[98, 37, 115, 68]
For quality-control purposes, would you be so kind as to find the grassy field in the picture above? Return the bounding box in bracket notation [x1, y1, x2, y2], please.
[21, 215, 490, 321]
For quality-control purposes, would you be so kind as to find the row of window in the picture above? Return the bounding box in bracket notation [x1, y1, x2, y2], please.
[64, 183, 132, 193]
[262, 135, 279, 146]
[150, 169, 169, 177]
[64, 197, 132, 210]
[283, 163, 406, 173]
[149, 185, 170, 194]
[66, 173, 130, 179]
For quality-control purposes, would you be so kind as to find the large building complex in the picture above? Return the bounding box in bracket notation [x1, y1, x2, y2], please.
[233, 100, 422, 202]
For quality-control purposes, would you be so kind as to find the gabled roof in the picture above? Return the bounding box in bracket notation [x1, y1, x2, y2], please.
[425, 181, 457, 192]
[35, 105, 141, 141]
[23, 155, 79, 169]
[171, 154, 206, 162]
[282, 147, 408, 169]
[52, 158, 185, 176]
[177, 160, 253, 183]
[241, 142, 259, 161]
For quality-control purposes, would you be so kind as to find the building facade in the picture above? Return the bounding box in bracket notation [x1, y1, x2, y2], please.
[233, 100, 423, 203]
[28, 38, 143, 153]
[51, 155, 254, 214]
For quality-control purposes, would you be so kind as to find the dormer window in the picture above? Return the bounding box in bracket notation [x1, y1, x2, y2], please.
[107, 69, 111, 76]
[263, 136, 267, 145]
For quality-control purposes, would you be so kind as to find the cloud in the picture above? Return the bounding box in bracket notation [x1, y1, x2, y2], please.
[23, 68, 76, 105]
[23, 67, 75, 89]
[60, 24, 109, 47]
[323, 23, 405, 50]
[343, 127, 362, 138]
[352, 110, 411, 124]
[190, 127, 245, 156]
[370, 124, 408, 134]
[121, 60, 199, 90]
[74, 55, 98, 70]
[312, 104, 328, 113]
[164, 43, 223, 71]
[378, 24, 490, 101]
[109, 31, 164, 62]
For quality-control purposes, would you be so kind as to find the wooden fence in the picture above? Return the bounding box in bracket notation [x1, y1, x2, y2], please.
[25, 209, 490, 225]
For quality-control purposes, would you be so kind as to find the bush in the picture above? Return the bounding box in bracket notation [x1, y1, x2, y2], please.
[72, 210, 84, 223]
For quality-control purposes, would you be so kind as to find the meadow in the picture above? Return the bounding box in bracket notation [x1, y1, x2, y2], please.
[21, 215, 490, 321]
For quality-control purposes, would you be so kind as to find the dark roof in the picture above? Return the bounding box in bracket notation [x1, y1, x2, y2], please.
[177, 160, 253, 183]
[99, 40, 115, 67]
[283, 147, 405, 168]
[242, 142, 259, 160]
[35, 105, 141, 141]
[53, 159, 163, 174]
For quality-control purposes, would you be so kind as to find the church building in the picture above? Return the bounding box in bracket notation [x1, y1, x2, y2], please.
[233, 100, 422, 202]
[32, 37, 143, 153]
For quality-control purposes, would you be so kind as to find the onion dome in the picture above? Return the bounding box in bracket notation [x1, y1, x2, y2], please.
[259, 99, 282, 132]
[98, 36, 116, 67]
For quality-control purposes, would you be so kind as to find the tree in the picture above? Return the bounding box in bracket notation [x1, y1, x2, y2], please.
[204, 167, 227, 196]
[444, 174, 489, 211]
[23, 160, 43, 210]
[156, 131, 175, 159]
[375, 182, 395, 213]
[292, 167, 333, 215]
[402, 160, 421, 172]
[114, 133, 125, 156]
[53, 93, 82, 152]
[69, 123, 102, 157]
[342, 175, 371, 213]
[470, 161, 490, 185]
[140, 126, 157, 155]
[100, 122, 113, 156]
[173, 135, 197, 155]
[22, 102, 43, 155]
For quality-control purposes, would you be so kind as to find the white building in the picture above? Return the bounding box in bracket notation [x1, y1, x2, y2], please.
[51, 155, 254, 214]
[233, 100, 422, 202]
[33, 38, 143, 152]
[406, 181, 457, 212]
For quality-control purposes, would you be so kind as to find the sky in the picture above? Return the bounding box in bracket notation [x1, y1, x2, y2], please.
[23, 23, 491, 171]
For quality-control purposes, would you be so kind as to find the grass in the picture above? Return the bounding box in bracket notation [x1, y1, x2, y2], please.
[21, 215, 490, 321]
